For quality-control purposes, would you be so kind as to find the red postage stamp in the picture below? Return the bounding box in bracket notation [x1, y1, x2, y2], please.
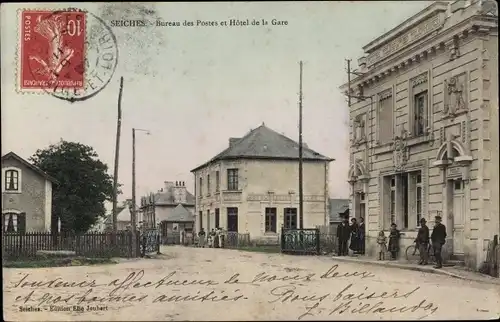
[20, 10, 86, 91]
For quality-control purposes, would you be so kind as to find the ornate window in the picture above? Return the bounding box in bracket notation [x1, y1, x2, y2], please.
[409, 72, 430, 137]
[377, 89, 394, 144]
[414, 91, 428, 136]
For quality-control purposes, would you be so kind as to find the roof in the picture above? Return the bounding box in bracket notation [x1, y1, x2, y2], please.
[116, 206, 132, 222]
[329, 198, 350, 223]
[154, 190, 195, 206]
[166, 204, 194, 222]
[1, 151, 59, 184]
[191, 124, 334, 172]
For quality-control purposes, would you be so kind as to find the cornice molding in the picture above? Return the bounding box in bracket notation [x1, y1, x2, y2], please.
[340, 16, 497, 92]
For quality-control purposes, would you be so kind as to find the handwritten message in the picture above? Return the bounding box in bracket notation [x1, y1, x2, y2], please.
[6, 264, 439, 320]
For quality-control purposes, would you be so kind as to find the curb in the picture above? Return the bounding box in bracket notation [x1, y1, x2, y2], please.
[331, 256, 500, 284]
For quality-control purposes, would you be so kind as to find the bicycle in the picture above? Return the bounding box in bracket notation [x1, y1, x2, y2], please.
[405, 241, 435, 264]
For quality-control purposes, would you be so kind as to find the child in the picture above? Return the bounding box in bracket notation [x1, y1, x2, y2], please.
[377, 230, 387, 260]
[388, 223, 401, 260]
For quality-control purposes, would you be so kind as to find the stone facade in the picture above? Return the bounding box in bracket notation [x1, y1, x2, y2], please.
[340, 1, 498, 270]
[2, 153, 54, 232]
[193, 159, 329, 242]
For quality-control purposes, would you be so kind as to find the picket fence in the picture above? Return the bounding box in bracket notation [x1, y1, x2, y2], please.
[2, 231, 141, 259]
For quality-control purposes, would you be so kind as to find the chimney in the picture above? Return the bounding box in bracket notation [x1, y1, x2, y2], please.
[164, 181, 174, 191]
[173, 181, 187, 204]
[229, 137, 240, 147]
[303, 143, 308, 149]
[357, 56, 367, 73]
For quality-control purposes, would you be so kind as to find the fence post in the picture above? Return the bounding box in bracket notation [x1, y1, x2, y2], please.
[156, 232, 161, 254]
[280, 229, 284, 253]
[315, 229, 320, 255]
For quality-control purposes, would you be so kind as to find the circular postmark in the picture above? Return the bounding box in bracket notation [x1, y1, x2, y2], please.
[27, 8, 118, 102]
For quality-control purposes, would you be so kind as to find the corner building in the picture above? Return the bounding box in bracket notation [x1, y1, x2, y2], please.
[340, 1, 498, 269]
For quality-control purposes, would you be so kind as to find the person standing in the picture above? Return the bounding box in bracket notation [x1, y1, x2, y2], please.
[198, 228, 206, 248]
[359, 217, 366, 255]
[349, 218, 360, 254]
[431, 215, 447, 269]
[415, 218, 430, 265]
[388, 223, 401, 260]
[336, 217, 350, 256]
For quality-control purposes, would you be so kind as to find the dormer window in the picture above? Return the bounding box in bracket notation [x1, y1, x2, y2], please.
[3, 168, 21, 192]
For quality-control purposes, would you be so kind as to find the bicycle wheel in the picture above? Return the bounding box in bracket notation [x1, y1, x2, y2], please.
[405, 244, 420, 262]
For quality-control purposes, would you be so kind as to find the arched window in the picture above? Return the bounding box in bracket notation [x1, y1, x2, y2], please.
[3, 212, 26, 233]
[4, 169, 19, 191]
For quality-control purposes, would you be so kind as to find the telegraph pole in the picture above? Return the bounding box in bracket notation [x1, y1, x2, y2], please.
[112, 77, 124, 233]
[298, 61, 304, 230]
[132, 128, 137, 255]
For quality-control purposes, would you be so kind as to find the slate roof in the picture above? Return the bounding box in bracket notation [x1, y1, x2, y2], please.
[329, 198, 350, 223]
[166, 204, 195, 222]
[144, 187, 195, 207]
[191, 124, 334, 172]
[2, 151, 59, 184]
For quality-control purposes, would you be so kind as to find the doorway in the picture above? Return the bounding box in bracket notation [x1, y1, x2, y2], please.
[452, 179, 465, 255]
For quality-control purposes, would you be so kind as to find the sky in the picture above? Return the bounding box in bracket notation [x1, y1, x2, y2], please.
[1, 1, 433, 205]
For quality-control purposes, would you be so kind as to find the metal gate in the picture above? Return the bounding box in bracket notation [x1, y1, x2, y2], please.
[280, 228, 320, 255]
[140, 229, 160, 257]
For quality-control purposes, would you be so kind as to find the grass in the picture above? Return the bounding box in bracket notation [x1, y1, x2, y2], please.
[3, 256, 117, 268]
[236, 245, 281, 254]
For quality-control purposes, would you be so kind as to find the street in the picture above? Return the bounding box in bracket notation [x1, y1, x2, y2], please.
[3, 246, 500, 321]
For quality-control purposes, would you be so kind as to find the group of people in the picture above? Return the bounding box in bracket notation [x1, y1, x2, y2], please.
[336, 217, 365, 256]
[197, 227, 225, 248]
[376, 215, 447, 269]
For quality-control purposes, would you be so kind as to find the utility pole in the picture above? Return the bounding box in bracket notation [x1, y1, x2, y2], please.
[112, 77, 124, 233]
[132, 128, 137, 255]
[131, 128, 150, 256]
[298, 61, 304, 230]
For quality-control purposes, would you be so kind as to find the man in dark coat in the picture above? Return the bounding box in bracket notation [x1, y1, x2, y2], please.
[359, 217, 366, 255]
[415, 218, 430, 265]
[336, 217, 350, 256]
[431, 215, 447, 269]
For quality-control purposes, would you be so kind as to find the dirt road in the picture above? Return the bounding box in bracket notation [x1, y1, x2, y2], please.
[3, 246, 500, 321]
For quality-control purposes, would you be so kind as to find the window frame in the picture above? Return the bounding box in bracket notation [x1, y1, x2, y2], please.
[227, 168, 239, 191]
[264, 207, 277, 233]
[3, 167, 22, 193]
[199, 177, 203, 197]
[376, 88, 394, 145]
[215, 171, 220, 192]
[207, 174, 211, 195]
[413, 90, 428, 137]
[283, 208, 297, 229]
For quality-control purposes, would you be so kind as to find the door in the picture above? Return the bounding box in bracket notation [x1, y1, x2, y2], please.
[452, 180, 465, 254]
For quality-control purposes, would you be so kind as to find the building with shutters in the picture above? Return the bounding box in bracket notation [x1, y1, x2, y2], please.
[340, 1, 498, 269]
[191, 123, 333, 243]
[1, 152, 57, 232]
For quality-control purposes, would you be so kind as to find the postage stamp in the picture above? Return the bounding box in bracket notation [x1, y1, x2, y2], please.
[20, 10, 86, 91]
[17, 8, 118, 102]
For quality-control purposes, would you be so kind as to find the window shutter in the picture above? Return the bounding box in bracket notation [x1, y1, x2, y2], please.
[18, 213, 26, 233]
